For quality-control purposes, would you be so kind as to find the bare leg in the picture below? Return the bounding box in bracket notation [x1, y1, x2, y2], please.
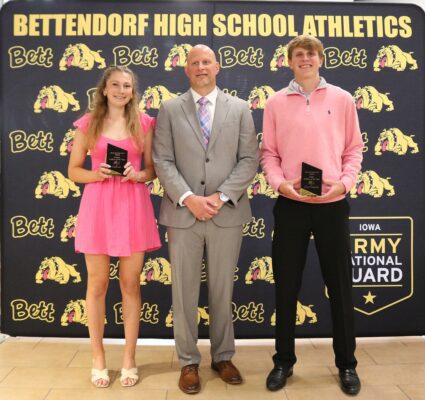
[85, 254, 110, 387]
[119, 251, 145, 386]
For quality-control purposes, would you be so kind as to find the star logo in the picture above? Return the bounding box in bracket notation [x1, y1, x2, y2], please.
[363, 291, 376, 304]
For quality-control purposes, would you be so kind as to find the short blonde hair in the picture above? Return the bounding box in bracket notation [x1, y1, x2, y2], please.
[287, 35, 324, 60]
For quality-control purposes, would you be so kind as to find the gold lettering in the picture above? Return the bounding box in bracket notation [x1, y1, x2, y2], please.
[10, 216, 55, 239]
[14, 14, 28, 36]
[112, 45, 158, 67]
[324, 47, 367, 69]
[9, 130, 54, 153]
[354, 238, 368, 254]
[218, 46, 263, 69]
[399, 16, 412, 38]
[370, 238, 385, 253]
[154, 14, 207, 36]
[113, 302, 159, 324]
[9, 46, 53, 68]
[232, 302, 264, 323]
[243, 217, 266, 239]
[387, 238, 401, 253]
[11, 299, 55, 323]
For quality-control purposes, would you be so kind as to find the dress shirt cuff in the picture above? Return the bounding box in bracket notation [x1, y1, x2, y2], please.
[179, 191, 194, 207]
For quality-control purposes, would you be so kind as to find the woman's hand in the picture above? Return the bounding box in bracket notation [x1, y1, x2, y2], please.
[96, 163, 112, 181]
[121, 162, 146, 183]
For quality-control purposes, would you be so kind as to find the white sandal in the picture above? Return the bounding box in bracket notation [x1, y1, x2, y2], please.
[91, 368, 110, 388]
[120, 367, 139, 387]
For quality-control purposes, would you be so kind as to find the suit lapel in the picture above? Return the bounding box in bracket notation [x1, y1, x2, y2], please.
[180, 90, 206, 149]
[208, 90, 230, 151]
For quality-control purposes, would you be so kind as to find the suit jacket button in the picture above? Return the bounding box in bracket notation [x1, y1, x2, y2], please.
[206, 158, 210, 162]
[201, 181, 205, 185]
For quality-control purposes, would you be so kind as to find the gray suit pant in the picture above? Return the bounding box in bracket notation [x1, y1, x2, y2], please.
[168, 220, 243, 367]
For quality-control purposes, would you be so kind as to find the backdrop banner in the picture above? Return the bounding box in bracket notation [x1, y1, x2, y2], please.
[1, 0, 424, 338]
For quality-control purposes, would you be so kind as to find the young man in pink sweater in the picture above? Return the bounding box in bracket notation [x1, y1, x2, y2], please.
[261, 35, 363, 395]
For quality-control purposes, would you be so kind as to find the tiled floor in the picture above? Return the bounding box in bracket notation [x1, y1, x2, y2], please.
[0, 335, 424, 399]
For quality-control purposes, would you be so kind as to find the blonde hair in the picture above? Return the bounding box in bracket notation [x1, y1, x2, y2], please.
[86, 65, 143, 150]
[287, 35, 324, 60]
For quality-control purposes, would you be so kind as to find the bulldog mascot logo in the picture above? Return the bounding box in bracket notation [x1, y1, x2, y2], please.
[164, 43, 192, 71]
[61, 215, 77, 242]
[35, 256, 81, 284]
[350, 170, 395, 198]
[139, 85, 178, 112]
[34, 85, 80, 113]
[248, 85, 275, 110]
[270, 44, 289, 71]
[61, 299, 88, 326]
[165, 306, 210, 327]
[140, 257, 172, 285]
[374, 128, 419, 156]
[247, 172, 278, 199]
[245, 256, 274, 284]
[271, 302, 318, 326]
[353, 86, 394, 113]
[373, 45, 418, 72]
[59, 129, 75, 156]
[146, 177, 164, 197]
[35, 171, 81, 199]
[59, 43, 106, 71]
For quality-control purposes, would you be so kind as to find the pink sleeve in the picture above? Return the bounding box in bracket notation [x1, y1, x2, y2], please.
[139, 112, 155, 135]
[340, 96, 364, 193]
[73, 113, 91, 134]
[261, 99, 285, 192]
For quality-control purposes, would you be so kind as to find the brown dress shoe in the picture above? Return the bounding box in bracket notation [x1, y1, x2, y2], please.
[179, 364, 200, 394]
[211, 360, 242, 384]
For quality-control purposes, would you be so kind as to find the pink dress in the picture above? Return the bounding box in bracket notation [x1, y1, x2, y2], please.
[73, 113, 161, 256]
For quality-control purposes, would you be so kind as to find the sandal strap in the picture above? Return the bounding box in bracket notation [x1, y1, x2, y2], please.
[91, 368, 110, 383]
[120, 367, 139, 380]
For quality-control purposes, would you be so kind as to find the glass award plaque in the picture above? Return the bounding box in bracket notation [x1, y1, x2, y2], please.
[300, 162, 322, 196]
[106, 143, 128, 176]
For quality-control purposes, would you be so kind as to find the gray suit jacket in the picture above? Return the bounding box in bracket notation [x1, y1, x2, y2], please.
[153, 89, 259, 228]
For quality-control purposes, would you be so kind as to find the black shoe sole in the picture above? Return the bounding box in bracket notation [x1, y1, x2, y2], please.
[340, 385, 361, 396]
[266, 369, 293, 391]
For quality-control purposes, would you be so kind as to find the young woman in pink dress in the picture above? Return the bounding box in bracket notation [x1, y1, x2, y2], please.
[68, 66, 161, 388]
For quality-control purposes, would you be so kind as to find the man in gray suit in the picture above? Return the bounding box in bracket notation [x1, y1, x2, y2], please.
[153, 44, 259, 394]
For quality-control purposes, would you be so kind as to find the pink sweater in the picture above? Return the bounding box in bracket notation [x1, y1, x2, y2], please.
[261, 82, 363, 203]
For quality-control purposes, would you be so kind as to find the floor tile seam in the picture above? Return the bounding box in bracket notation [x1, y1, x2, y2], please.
[170, 350, 176, 369]
[282, 387, 290, 400]
[0, 366, 15, 384]
[309, 338, 319, 350]
[42, 388, 53, 400]
[28, 338, 43, 350]
[366, 360, 425, 366]
[65, 349, 79, 368]
[395, 384, 415, 400]
[361, 347, 385, 365]
[361, 362, 425, 368]
[326, 365, 339, 384]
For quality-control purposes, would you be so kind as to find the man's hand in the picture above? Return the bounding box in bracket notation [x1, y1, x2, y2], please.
[206, 192, 225, 211]
[184, 195, 219, 221]
[309, 179, 346, 202]
[278, 177, 306, 200]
